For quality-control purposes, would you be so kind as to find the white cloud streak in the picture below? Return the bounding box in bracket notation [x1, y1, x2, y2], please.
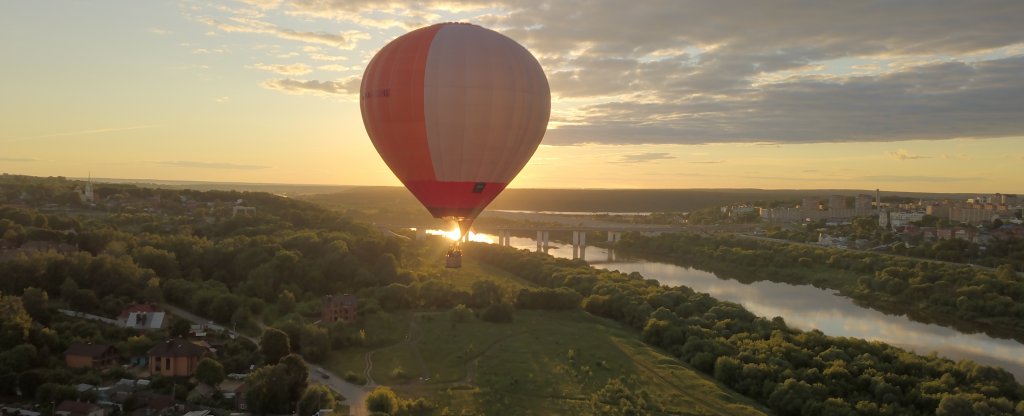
[260, 76, 361, 96]
[250, 62, 313, 75]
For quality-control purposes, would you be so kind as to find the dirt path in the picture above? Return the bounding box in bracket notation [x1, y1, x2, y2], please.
[362, 318, 420, 386]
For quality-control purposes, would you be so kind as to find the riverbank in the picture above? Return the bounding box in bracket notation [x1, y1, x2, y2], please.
[616, 233, 1024, 344]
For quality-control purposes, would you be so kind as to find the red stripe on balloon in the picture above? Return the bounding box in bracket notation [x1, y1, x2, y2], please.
[359, 25, 440, 182]
[403, 180, 508, 219]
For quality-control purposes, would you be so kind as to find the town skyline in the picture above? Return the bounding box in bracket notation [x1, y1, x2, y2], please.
[2, 1, 1023, 193]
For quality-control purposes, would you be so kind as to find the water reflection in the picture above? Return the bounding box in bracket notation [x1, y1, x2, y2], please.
[474, 232, 1024, 380]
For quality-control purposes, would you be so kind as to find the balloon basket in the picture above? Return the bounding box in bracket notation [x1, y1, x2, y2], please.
[446, 248, 463, 268]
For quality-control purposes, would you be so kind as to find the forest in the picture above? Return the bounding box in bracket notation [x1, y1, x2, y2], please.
[3, 174, 1023, 415]
[0, 175, 412, 413]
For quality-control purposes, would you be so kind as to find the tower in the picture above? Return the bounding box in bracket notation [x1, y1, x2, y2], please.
[83, 174, 94, 203]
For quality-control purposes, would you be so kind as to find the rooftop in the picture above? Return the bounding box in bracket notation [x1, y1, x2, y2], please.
[147, 339, 206, 357]
[65, 343, 115, 358]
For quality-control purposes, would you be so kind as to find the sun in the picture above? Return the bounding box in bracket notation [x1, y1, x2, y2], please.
[424, 227, 493, 243]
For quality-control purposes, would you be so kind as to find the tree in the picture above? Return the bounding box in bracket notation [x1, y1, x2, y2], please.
[59, 278, 78, 302]
[298, 385, 335, 416]
[470, 280, 502, 308]
[69, 289, 99, 313]
[449, 304, 472, 323]
[300, 324, 330, 363]
[170, 319, 192, 338]
[16, 369, 45, 399]
[245, 354, 308, 414]
[246, 364, 291, 415]
[123, 335, 155, 357]
[20, 287, 50, 324]
[280, 353, 309, 403]
[936, 394, 974, 416]
[480, 303, 514, 323]
[0, 293, 31, 348]
[590, 378, 653, 416]
[278, 290, 296, 314]
[366, 386, 400, 415]
[143, 277, 163, 303]
[260, 328, 291, 365]
[195, 357, 225, 387]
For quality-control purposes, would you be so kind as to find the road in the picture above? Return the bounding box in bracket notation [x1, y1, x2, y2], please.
[161, 303, 370, 416]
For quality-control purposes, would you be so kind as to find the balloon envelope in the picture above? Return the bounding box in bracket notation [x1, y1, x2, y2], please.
[360, 23, 550, 220]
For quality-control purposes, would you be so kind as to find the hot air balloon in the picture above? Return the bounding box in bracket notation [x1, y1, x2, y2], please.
[360, 23, 550, 267]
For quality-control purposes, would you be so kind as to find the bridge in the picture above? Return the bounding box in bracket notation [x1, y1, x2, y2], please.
[379, 222, 711, 260]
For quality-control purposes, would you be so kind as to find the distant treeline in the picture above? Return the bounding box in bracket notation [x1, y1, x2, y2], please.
[469, 243, 1024, 416]
[300, 185, 976, 214]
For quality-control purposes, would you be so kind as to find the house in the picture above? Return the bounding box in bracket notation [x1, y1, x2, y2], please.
[321, 294, 357, 324]
[65, 343, 118, 369]
[147, 339, 207, 377]
[117, 304, 166, 331]
[219, 379, 248, 411]
[55, 401, 104, 416]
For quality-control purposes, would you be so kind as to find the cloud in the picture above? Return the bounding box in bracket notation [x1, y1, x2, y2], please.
[200, 16, 367, 49]
[238, 0, 282, 9]
[689, 160, 726, 164]
[190, 0, 1024, 146]
[318, 64, 353, 72]
[308, 53, 346, 62]
[156, 161, 270, 170]
[148, 27, 169, 35]
[0, 157, 38, 162]
[547, 56, 1024, 145]
[888, 149, 932, 161]
[858, 175, 982, 183]
[612, 152, 676, 164]
[261, 76, 361, 96]
[250, 63, 313, 75]
[215, 96, 230, 103]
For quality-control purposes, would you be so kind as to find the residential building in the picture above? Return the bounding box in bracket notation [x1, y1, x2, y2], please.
[148, 339, 207, 377]
[65, 343, 117, 369]
[801, 198, 820, 211]
[889, 212, 925, 228]
[219, 380, 249, 411]
[322, 294, 357, 324]
[829, 195, 847, 210]
[854, 194, 873, 210]
[926, 205, 950, 219]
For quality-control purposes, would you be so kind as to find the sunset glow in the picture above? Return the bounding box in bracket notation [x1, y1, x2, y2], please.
[1, 1, 1022, 192]
[424, 228, 494, 244]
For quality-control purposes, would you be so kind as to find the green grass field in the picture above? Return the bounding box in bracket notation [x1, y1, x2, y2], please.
[321, 252, 769, 415]
[324, 306, 768, 414]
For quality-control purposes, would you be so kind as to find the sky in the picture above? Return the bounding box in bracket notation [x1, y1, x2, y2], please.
[1, 0, 1023, 193]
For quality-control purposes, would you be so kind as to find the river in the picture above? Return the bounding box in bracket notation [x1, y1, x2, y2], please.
[462, 231, 1024, 380]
